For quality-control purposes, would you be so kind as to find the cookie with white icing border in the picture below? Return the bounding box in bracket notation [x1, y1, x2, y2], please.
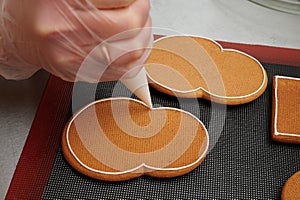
[145, 36, 268, 105]
[272, 76, 300, 144]
[62, 97, 209, 181]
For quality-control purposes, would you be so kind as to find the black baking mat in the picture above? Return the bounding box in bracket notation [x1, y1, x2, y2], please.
[41, 63, 300, 200]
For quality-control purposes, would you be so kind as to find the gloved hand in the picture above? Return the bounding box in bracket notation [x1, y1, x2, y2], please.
[0, 0, 152, 82]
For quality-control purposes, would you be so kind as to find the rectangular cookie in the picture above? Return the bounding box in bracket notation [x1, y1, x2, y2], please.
[272, 76, 300, 144]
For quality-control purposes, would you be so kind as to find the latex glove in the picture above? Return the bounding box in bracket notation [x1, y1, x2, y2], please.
[0, 0, 152, 82]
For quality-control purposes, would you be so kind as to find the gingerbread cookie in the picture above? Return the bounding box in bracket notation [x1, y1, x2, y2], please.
[62, 97, 209, 181]
[272, 76, 300, 144]
[145, 36, 268, 105]
[281, 171, 300, 200]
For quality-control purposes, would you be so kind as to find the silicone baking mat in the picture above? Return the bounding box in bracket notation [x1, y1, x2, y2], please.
[6, 41, 300, 200]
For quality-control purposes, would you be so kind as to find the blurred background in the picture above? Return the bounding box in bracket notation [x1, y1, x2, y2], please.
[150, 0, 300, 48]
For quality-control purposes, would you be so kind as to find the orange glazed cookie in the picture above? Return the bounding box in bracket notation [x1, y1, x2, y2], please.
[272, 76, 300, 144]
[145, 36, 268, 105]
[281, 171, 300, 200]
[62, 97, 209, 181]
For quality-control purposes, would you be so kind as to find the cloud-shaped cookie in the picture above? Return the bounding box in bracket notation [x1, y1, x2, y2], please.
[62, 97, 208, 181]
[145, 36, 268, 105]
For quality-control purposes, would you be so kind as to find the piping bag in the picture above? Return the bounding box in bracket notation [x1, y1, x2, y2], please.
[120, 67, 153, 108]
[92, 0, 153, 108]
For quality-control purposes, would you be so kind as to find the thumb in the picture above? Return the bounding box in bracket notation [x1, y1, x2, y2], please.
[88, 0, 136, 9]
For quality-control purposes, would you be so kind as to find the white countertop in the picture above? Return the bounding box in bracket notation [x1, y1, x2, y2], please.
[1, 0, 299, 198]
[151, 0, 300, 49]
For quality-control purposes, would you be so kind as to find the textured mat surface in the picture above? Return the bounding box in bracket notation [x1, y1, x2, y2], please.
[40, 63, 300, 199]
